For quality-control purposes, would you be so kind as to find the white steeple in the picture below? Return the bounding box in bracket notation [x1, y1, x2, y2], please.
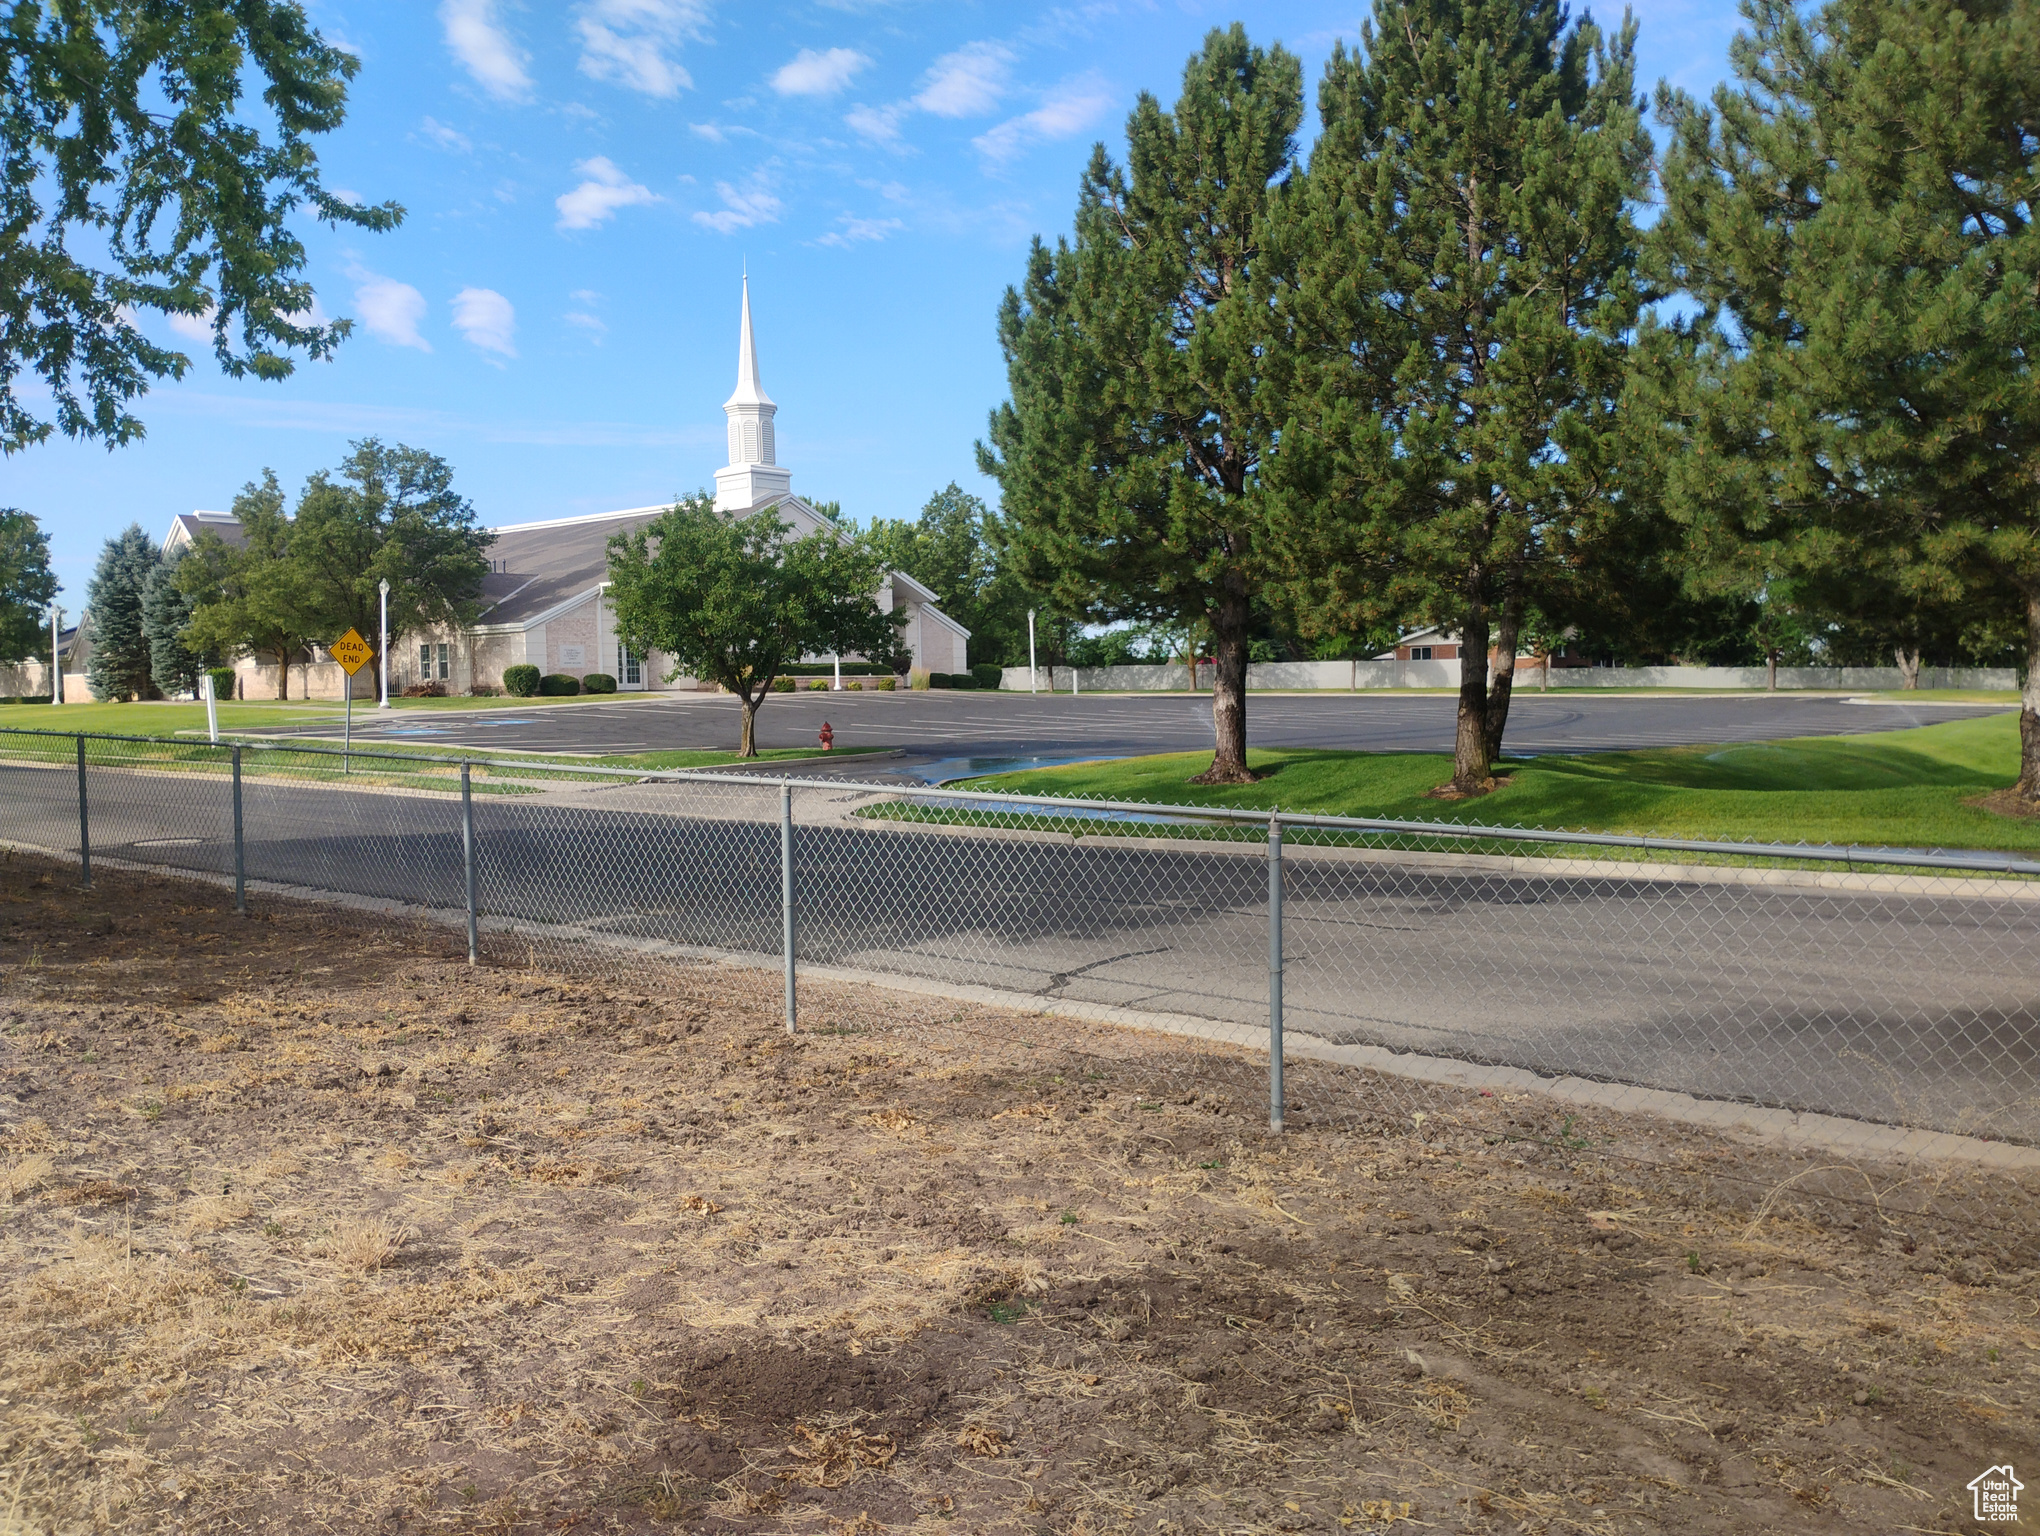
[714, 274, 791, 511]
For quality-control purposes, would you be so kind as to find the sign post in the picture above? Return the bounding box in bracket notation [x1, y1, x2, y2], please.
[328, 628, 374, 772]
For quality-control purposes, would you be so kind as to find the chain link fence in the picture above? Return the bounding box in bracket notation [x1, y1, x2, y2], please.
[2, 725, 2035, 1243]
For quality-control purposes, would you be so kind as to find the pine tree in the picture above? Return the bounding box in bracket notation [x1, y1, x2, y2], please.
[84, 523, 160, 700]
[1264, 0, 1651, 790]
[978, 25, 1302, 783]
[1656, 0, 2040, 791]
[142, 548, 213, 698]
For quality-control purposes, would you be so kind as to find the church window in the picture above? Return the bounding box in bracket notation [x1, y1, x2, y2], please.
[760, 417, 775, 464]
[743, 419, 759, 460]
[618, 644, 642, 686]
[729, 420, 742, 462]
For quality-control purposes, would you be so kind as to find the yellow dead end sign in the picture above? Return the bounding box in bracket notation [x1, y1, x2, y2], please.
[329, 628, 373, 675]
[329, 628, 374, 771]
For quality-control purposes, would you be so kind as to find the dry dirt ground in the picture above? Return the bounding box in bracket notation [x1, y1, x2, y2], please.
[0, 851, 2036, 1536]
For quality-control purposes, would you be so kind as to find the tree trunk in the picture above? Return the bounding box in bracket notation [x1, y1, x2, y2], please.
[738, 693, 760, 758]
[2019, 588, 2040, 801]
[1451, 605, 1492, 791]
[1894, 645, 1921, 690]
[1191, 585, 1255, 785]
[1539, 645, 1550, 692]
[1766, 649, 1778, 691]
[1483, 593, 1523, 765]
[274, 655, 287, 700]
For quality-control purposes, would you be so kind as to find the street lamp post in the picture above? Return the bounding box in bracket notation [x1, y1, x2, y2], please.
[1028, 609, 1037, 696]
[377, 579, 391, 708]
[48, 604, 61, 705]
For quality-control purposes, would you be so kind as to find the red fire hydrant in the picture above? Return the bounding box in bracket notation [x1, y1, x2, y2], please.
[818, 720, 834, 752]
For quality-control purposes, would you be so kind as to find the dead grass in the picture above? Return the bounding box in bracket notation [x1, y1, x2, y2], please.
[0, 853, 2033, 1536]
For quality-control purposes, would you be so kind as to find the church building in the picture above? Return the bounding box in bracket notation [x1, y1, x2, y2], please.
[163, 280, 969, 699]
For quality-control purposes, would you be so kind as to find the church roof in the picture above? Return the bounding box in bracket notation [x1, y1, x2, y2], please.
[472, 494, 841, 630]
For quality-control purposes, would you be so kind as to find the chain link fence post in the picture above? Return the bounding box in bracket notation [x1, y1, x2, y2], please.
[75, 734, 90, 889]
[461, 760, 478, 966]
[1268, 810, 1283, 1134]
[231, 745, 246, 915]
[782, 778, 797, 1034]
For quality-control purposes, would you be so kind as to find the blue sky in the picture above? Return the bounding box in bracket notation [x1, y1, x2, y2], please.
[2, 0, 1748, 605]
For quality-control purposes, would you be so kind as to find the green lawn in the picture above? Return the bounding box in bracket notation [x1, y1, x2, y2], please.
[0, 700, 878, 775]
[0, 693, 643, 736]
[958, 711, 2040, 852]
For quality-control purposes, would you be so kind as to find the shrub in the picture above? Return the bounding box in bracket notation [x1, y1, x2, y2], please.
[806, 679, 828, 690]
[468, 683, 500, 697]
[205, 665, 238, 702]
[910, 667, 933, 690]
[581, 672, 617, 694]
[0, 694, 53, 705]
[538, 673, 582, 696]
[871, 676, 895, 691]
[770, 677, 794, 692]
[971, 663, 1003, 690]
[400, 681, 446, 698]
[846, 680, 864, 691]
[503, 665, 541, 697]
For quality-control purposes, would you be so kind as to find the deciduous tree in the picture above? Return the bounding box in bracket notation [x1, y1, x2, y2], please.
[607, 496, 905, 757]
[1, 1, 401, 453]
[0, 509, 57, 663]
[179, 471, 318, 698]
[287, 440, 494, 663]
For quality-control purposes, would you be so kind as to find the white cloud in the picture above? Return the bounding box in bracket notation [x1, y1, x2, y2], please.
[421, 116, 473, 152]
[352, 273, 431, 351]
[691, 121, 726, 143]
[165, 306, 216, 343]
[693, 176, 783, 234]
[816, 213, 904, 248]
[772, 47, 869, 97]
[565, 310, 608, 339]
[915, 41, 1013, 117]
[575, 0, 706, 98]
[554, 157, 662, 230]
[438, 0, 532, 102]
[452, 287, 517, 360]
[973, 77, 1114, 162]
[844, 102, 906, 143]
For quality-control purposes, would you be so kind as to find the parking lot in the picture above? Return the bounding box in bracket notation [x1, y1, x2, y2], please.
[236, 687, 2009, 777]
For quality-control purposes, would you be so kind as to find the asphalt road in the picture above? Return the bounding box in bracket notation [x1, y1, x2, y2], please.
[7, 759, 2032, 1142]
[233, 689, 2012, 779]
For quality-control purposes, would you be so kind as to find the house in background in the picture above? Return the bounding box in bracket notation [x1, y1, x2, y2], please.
[156, 279, 966, 700]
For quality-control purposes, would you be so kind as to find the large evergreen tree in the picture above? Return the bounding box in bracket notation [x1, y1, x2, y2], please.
[142, 548, 216, 698]
[979, 25, 1302, 782]
[1655, 0, 2040, 789]
[0, 509, 57, 663]
[1264, 0, 1652, 790]
[84, 523, 159, 700]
